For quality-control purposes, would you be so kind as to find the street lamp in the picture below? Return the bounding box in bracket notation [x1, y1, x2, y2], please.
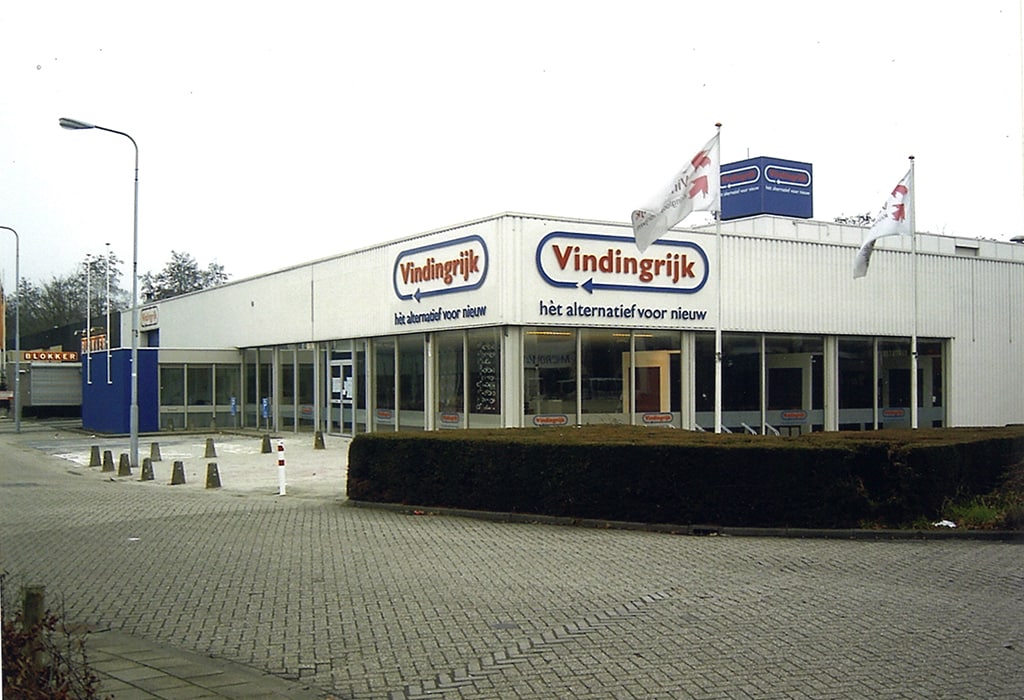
[85, 253, 92, 384]
[59, 117, 140, 467]
[105, 242, 112, 384]
[0, 225, 20, 434]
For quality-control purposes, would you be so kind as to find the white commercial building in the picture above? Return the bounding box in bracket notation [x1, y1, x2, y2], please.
[89, 209, 1024, 437]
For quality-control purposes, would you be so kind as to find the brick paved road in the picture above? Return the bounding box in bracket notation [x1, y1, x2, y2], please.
[2, 423, 1022, 699]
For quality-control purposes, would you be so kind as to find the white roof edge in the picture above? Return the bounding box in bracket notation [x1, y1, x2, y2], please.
[154, 213, 1024, 303]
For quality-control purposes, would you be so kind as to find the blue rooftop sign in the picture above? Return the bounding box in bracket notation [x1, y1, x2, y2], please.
[720, 157, 813, 220]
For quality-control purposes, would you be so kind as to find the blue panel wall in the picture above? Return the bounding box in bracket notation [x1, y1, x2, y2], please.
[81, 348, 159, 434]
[721, 157, 813, 220]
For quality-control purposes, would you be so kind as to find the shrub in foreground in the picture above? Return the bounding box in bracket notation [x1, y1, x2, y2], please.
[347, 425, 1024, 529]
[2, 610, 108, 700]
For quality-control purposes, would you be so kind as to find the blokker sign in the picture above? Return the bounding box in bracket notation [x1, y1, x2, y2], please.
[393, 235, 488, 302]
[536, 231, 709, 294]
[24, 350, 79, 362]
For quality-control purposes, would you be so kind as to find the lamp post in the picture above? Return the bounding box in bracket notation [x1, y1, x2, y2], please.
[105, 242, 112, 384]
[59, 118, 140, 466]
[85, 253, 92, 384]
[0, 225, 20, 434]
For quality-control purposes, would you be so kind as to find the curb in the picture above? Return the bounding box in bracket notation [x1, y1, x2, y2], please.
[345, 500, 1024, 542]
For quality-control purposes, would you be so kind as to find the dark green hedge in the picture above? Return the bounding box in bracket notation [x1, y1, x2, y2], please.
[346, 426, 1024, 528]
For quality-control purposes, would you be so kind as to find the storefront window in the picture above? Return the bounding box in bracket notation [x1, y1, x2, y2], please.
[187, 365, 212, 406]
[296, 349, 315, 430]
[524, 328, 576, 420]
[355, 342, 367, 433]
[839, 339, 874, 409]
[160, 366, 184, 406]
[254, 349, 273, 429]
[215, 366, 240, 406]
[280, 349, 296, 428]
[919, 339, 944, 427]
[373, 339, 395, 430]
[244, 352, 256, 428]
[298, 352, 315, 405]
[242, 348, 272, 429]
[398, 334, 425, 430]
[694, 333, 716, 420]
[436, 331, 464, 424]
[722, 334, 761, 427]
[633, 331, 681, 422]
[878, 338, 912, 428]
[765, 335, 823, 433]
[159, 365, 184, 430]
[281, 359, 295, 401]
[579, 329, 627, 422]
[468, 327, 501, 426]
[185, 365, 213, 427]
[838, 338, 873, 430]
[215, 365, 241, 427]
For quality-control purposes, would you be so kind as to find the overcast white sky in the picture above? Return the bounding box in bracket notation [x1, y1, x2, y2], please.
[2, 1, 1023, 287]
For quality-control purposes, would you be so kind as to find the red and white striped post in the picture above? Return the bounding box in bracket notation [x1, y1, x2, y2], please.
[276, 440, 287, 496]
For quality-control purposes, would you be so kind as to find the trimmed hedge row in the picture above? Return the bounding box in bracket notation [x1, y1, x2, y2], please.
[346, 426, 1024, 528]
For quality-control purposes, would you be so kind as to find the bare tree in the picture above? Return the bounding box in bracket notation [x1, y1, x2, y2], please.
[833, 213, 875, 226]
[4, 251, 128, 337]
[141, 251, 229, 301]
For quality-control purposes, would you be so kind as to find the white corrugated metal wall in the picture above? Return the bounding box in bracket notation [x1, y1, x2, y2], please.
[717, 221, 1023, 427]
[140, 213, 1024, 427]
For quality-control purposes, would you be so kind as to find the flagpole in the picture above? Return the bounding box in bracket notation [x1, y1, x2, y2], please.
[909, 155, 919, 429]
[629, 124, 720, 431]
[713, 122, 723, 434]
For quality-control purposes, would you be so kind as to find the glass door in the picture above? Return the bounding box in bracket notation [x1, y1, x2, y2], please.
[340, 360, 354, 435]
[329, 358, 355, 436]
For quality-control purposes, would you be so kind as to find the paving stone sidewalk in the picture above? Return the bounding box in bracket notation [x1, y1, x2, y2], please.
[87, 628, 320, 699]
[2, 420, 1022, 699]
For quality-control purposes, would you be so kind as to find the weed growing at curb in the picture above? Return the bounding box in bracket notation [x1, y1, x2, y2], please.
[941, 461, 1024, 530]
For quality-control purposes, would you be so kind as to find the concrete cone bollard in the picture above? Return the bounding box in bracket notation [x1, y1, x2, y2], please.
[314, 431, 325, 450]
[170, 460, 186, 485]
[206, 463, 221, 489]
[261, 434, 272, 454]
[118, 453, 132, 477]
[89, 445, 101, 467]
[140, 457, 154, 481]
[150, 442, 162, 462]
[205, 437, 217, 458]
[102, 450, 115, 472]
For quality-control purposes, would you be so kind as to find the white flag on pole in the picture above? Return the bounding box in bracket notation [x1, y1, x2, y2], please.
[853, 168, 913, 278]
[631, 132, 720, 253]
